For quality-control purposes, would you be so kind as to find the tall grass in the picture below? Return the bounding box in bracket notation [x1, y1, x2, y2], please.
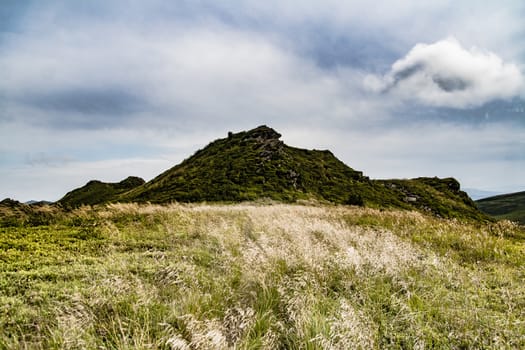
[0, 203, 523, 349]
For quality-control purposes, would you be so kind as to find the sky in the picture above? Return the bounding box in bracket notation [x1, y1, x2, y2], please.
[1, 0, 524, 202]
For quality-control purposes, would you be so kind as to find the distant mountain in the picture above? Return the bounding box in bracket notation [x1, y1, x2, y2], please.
[476, 191, 525, 225]
[57, 125, 487, 221]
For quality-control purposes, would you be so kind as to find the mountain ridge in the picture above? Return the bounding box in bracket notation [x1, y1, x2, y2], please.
[57, 125, 487, 221]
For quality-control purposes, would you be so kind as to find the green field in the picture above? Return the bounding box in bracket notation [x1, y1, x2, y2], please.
[1, 203, 524, 349]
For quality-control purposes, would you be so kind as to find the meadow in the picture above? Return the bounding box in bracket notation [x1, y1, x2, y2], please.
[1, 202, 524, 349]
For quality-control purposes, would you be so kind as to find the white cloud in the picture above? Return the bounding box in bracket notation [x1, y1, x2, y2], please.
[0, 20, 390, 132]
[364, 37, 523, 108]
[1, 1, 524, 200]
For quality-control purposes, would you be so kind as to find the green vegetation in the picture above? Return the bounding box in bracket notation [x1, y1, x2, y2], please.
[57, 126, 487, 221]
[58, 176, 145, 208]
[0, 199, 63, 227]
[13, 125, 504, 347]
[476, 191, 525, 225]
[121, 126, 365, 204]
[0, 203, 523, 348]
[3, 126, 518, 348]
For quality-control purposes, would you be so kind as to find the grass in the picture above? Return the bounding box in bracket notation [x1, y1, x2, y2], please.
[58, 177, 145, 208]
[55, 126, 486, 223]
[476, 191, 525, 225]
[0, 202, 523, 349]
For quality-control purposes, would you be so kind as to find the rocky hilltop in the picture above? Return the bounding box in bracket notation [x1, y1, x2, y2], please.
[57, 125, 486, 221]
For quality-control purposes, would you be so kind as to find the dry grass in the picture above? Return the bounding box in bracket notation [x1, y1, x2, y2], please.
[0, 202, 524, 349]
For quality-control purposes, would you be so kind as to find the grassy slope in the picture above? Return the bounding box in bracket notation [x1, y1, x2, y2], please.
[476, 191, 525, 225]
[105, 126, 484, 221]
[0, 199, 63, 227]
[121, 126, 365, 204]
[58, 176, 145, 208]
[1, 203, 523, 349]
[375, 177, 487, 221]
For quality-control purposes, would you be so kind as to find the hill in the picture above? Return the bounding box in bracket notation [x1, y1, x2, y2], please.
[476, 191, 525, 225]
[0, 198, 62, 226]
[122, 125, 366, 204]
[58, 176, 145, 208]
[58, 125, 486, 221]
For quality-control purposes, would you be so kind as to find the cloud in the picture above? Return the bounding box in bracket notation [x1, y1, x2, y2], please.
[22, 88, 145, 115]
[0, 18, 388, 132]
[364, 37, 524, 108]
[1, 1, 524, 200]
[25, 152, 73, 167]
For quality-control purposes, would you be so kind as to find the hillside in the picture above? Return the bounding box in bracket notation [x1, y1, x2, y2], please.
[123, 125, 366, 204]
[1, 203, 523, 348]
[476, 191, 525, 225]
[0, 198, 62, 227]
[58, 176, 145, 208]
[58, 126, 486, 221]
